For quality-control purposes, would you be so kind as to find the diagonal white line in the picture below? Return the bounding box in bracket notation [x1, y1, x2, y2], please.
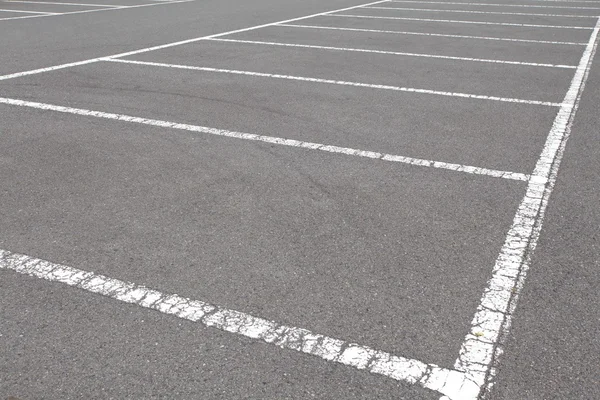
[3, 0, 124, 7]
[0, 7, 56, 13]
[207, 38, 576, 68]
[331, 13, 594, 29]
[0, 0, 388, 79]
[0, 0, 192, 21]
[276, 23, 587, 45]
[0, 248, 462, 395]
[104, 58, 563, 107]
[0, 96, 529, 181]
[386, 0, 600, 10]
[448, 16, 600, 400]
[365, 5, 599, 17]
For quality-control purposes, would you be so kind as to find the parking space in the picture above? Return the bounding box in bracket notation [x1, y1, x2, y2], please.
[1, 0, 599, 399]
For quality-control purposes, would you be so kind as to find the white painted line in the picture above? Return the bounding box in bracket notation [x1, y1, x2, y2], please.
[0, 96, 529, 181]
[529, 0, 600, 3]
[0, 13, 40, 19]
[276, 23, 587, 45]
[0, 248, 463, 396]
[450, 16, 600, 400]
[386, 0, 600, 10]
[105, 58, 563, 107]
[331, 13, 594, 29]
[0, 7, 56, 13]
[3, 0, 123, 7]
[0, 0, 388, 79]
[207, 38, 577, 69]
[365, 5, 599, 17]
[0, 0, 193, 22]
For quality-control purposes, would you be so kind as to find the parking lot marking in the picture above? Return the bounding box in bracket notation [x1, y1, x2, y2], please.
[0, 0, 388, 79]
[104, 58, 564, 106]
[366, 6, 598, 17]
[0, 248, 464, 395]
[3, 0, 123, 7]
[332, 13, 595, 29]
[208, 38, 577, 68]
[387, 0, 600, 10]
[0, 0, 194, 22]
[452, 16, 600, 400]
[277, 23, 588, 45]
[532, 0, 600, 2]
[0, 96, 529, 181]
[0, 7, 56, 13]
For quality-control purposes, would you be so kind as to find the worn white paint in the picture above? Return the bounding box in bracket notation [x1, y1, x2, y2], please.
[0, 0, 388, 79]
[0, 96, 529, 181]
[0, 248, 460, 393]
[207, 38, 576, 68]
[0, 7, 56, 13]
[276, 23, 587, 45]
[387, 0, 600, 10]
[0, 0, 193, 21]
[331, 13, 594, 29]
[451, 16, 600, 400]
[105, 58, 563, 107]
[365, 5, 599, 17]
[3, 1, 123, 7]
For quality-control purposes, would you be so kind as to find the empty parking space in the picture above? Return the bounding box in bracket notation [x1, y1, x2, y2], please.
[0, 60, 558, 174]
[1, 0, 599, 399]
[0, 104, 526, 369]
[305, 13, 596, 42]
[227, 24, 587, 64]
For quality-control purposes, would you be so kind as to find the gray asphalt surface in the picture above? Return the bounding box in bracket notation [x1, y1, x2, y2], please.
[1, 0, 599, 399]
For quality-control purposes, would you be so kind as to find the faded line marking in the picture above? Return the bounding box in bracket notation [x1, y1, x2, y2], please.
[331, 13, 594, 29]
[0, 96, 529, 181]
[387, 0, 600, 10]
[3, 0, 123, 7]
[0, 7, 56, 13]
[0, 0, 388, 79]
[276, 23, 587, 45]
[365, 5, 599, 17]
[105, 58, 562, 107]
[0, 0, 193, 22]
[447, 17, 600, 400]
[207, 38, 576, 69]
[0, 249, 460, 395]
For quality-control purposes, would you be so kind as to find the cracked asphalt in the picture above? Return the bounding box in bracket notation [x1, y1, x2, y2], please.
[1, 0, 599, 399]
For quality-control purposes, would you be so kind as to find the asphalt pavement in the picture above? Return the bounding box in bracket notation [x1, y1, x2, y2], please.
[1, 0, 599, 399]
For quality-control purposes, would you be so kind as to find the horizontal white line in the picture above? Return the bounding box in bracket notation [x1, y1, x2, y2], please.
[0, 7, 55, 13]
[332, 13, 594, 29]
[531, 0, 600, 4]
[531, 0, 600, 2]
[105, 58, 562, 108]
[276, 23, 587, 45]
[0, 13, 40, 19]
[535, 0, 600, 2]
[3, 0, 123, 7]
[207, 38, 575, 68]
[365, 5, 598, 17]
[0, 96, 529, 181]
[0, 249, 465, 397]
[386, 0, 600, 10]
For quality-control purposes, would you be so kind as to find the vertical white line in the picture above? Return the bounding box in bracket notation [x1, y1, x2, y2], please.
[447, 16, 600, 400]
